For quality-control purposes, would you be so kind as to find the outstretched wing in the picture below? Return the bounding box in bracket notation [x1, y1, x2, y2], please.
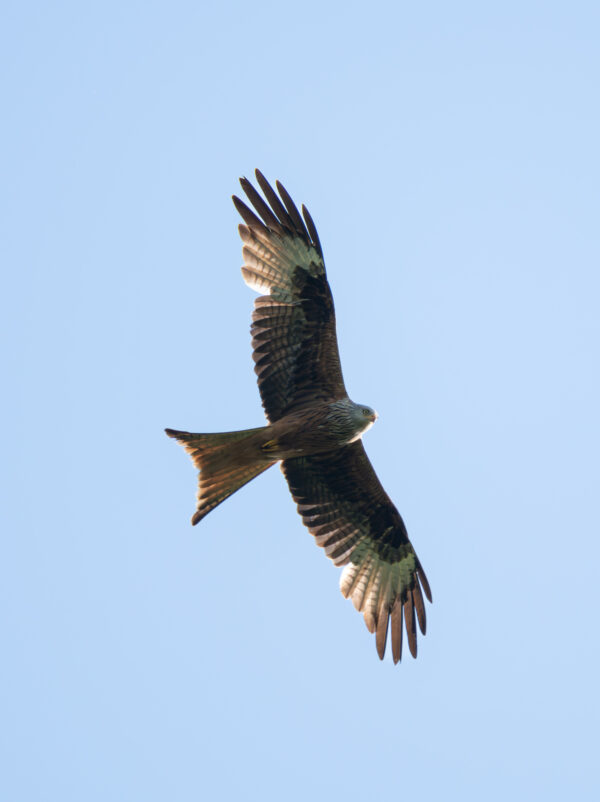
[233, 170, 347, 423]
[281, 442, 432, 663]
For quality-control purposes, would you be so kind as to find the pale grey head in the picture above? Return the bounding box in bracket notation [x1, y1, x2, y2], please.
[326, 398, 378, 445]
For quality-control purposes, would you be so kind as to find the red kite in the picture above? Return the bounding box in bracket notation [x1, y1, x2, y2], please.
[166, 171, 431, 662]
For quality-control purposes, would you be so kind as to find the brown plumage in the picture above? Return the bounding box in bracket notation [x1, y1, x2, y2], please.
[166, 170, 432, 663]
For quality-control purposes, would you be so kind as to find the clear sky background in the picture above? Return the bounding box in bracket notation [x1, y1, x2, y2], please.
[2, 2, 599, 800]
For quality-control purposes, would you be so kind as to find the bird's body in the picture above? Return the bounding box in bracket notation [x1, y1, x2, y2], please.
[261, 398, 378, 457]
[166, 399, 376, 519]
[166, 171, 431, 663]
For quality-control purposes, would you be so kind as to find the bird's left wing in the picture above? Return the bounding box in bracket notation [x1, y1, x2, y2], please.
[281, 442, 432, 663]
[233, 170, 347, 423]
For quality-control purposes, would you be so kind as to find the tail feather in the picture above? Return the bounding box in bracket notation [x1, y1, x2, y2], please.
[165, 427, 275, 524]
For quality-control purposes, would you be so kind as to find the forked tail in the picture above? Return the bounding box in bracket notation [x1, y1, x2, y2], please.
[165, 426, 276, 524]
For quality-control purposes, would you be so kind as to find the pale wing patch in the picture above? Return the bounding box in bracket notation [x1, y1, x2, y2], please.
[241, 268, 276, 295]
[340, 547, 416, 613]
[340, 541, 421, 659]
[239, 223, 324, 302]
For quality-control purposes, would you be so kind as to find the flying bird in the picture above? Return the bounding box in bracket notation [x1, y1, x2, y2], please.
[166, 170, 431, 663]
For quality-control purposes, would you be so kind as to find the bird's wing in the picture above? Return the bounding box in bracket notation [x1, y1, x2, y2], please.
[281, 442, 432, 663]
[233, 170, 347, 423]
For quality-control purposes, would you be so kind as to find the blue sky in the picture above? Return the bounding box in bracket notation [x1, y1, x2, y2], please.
[2, 1, 599, 800]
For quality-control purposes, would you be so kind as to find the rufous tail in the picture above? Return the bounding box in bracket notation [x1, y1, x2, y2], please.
[165, 427, 276, 524]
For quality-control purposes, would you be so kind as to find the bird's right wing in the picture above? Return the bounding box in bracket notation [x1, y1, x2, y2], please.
[233, 170, 347, 423]
[281, 441, 432, 663]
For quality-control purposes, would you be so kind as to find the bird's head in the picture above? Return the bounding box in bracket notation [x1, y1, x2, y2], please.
[357, 404, 378, 424]
[325, 399, 378, 444]
[344, 400, 378, 441]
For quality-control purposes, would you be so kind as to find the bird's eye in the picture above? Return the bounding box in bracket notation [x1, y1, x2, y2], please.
[362, 408, 370, 416]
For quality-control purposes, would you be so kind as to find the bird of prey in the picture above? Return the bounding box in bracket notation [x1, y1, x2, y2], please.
[166, 170, 431, 663]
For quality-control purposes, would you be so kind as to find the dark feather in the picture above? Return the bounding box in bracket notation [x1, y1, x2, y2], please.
[232, 195, 264, 229]
[376, 608, 389, 660]
[239, 177, 283, 232]
[413, 580, 427, 635]
[391, 599, 404, 664]
[275, 179, 308, 237]
[404, 593, 417, 658]
[418, 567, 433, 603]
[254, 169, 295, 230]
[301, 204, 323, 256]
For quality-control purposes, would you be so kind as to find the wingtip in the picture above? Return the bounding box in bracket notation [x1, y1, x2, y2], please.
[391, 598, 403, 664]
[417, 567, 433, 603]
[232, 194, 263, 228]
[404, 593, 418, 659]
[375, 610, 389, 661]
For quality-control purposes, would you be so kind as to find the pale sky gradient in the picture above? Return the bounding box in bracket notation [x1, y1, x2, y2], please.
[2, 2, 599, 800]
